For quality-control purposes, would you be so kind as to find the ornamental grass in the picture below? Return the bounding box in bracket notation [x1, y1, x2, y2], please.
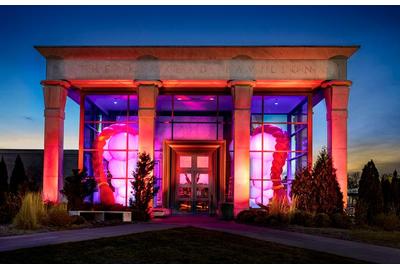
[13, 192, 46, 230]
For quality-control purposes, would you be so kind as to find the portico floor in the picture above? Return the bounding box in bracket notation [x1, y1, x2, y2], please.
[0, 216, 399, 263]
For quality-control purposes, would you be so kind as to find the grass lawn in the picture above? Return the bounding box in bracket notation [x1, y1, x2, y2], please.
[284, 225, 400, 249]
[0, 226, 362, 263]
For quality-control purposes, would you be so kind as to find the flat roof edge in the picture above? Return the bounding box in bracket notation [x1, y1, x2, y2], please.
[35, 45, 360, 60]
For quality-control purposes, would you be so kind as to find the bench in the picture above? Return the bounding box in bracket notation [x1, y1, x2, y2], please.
[69, 210, 132, 222]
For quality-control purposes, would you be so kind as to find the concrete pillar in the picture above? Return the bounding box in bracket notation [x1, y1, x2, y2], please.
[42, 81, 69, 202]
[137, 81, 161, 158]
[229, 80, 255, 216]
[322, 80, 351, 206]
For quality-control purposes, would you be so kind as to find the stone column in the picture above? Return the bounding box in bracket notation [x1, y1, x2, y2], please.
[229, 80, 255, 216]
[42, 81, 69, 202]
[322, 80, 351, 206]
[136, 81, 161, 158]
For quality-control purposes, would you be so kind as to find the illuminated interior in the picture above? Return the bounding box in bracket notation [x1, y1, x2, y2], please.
[83, 94, 138, 206]
[249, 95, 309, 207]
[82, 93, 309, 208]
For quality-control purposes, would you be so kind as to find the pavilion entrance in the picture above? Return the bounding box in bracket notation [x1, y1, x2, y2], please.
[175, 150, 213, 213]
[163, 141, 226, 215]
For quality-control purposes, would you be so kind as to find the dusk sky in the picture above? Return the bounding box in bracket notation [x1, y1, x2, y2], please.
[0, 6, 399, 174]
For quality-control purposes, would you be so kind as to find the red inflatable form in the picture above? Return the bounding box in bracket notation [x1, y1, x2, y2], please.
[93, 123, 137, 205]
[252, 124, 290, 200]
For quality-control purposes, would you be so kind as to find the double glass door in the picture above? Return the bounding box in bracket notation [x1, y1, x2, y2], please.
[176, 152, 212, 213]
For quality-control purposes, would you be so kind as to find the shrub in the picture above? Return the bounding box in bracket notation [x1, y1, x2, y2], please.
[61, 168, 97, 210]
[0, 193, 21, 224]
[220, 202, 234, 220]
[130, 152, 159, 221]
[13, 192, 45, 230]
[331, 213, 352, 229]
[291, 210, 314, 227]
[70, 215, 86, 225]
[237, 209, 267, 223]
[373, 213, 386, 227]
[43, 203, 72, 227]
[382, 214, 399, 231]
[314, 213, 331, 227]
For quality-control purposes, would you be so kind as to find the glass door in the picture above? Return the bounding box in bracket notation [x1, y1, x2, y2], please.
[176, 152, 211, 213]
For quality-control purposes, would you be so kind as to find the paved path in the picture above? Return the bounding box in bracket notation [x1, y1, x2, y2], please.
[0, 223, 180, 252]
[1, 216, 400, 263]
[155, 216, 400, 264]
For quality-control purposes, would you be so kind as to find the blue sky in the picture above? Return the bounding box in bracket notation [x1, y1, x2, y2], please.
[0, 6, 399, 173]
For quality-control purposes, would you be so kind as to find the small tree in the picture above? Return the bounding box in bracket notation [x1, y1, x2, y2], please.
[381, 174, 393, 214]
[291, 148, 343, 215]
[356, 160, 383, 224]
[0, 157, 8, 203]
[391, 170, 400, 215]
[291, 167, 315, 213]
[130, 152, 159, 221]
[312, 148, 344, 215]
[61, 168, 97, 210]
[9, 155, 28, 194]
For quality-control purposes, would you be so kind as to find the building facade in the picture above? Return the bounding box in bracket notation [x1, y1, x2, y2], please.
[36, 46, 358, 215]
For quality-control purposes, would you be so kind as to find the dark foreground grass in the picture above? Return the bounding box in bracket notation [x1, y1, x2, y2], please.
[0, 227, 362, 263]
[284, 225, 400, 249]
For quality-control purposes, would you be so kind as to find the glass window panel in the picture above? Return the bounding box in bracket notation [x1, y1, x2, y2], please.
[128, 95, 138, 115]
[250, 181, 262, 208]
[155, 122, 172, 150]
[264, 96, 306, 114]
[178, 187, 192, 199]
[218, 96, 233, 111]
[263, 114, 288, 123]
[179, 173, 190, 184]
[250, 152, 262, 180]
[251, 96, 262, 114]
[197, 173, 209, 184]
[196, 187, 209, 199]
[173, 123, 217, 140]
[156, 95, 173, 113]
[84, 95, 128, 122]
[197, 156, 209, 168]
[180, 156, 192, 168]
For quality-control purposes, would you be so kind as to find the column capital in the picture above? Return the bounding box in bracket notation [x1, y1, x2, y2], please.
[43, 83, 68, 112]
[320, 80, 352, 89]
[228, 80, 256, 88]
[134, 80, 163, 88]
[41, 80, 71, 89]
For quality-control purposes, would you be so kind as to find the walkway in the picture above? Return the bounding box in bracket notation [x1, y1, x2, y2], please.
[1, 216, 400, 263]
[0, 223, 180, 252]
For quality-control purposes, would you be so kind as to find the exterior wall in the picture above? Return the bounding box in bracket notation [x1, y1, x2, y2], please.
[45, 59, 346, 81]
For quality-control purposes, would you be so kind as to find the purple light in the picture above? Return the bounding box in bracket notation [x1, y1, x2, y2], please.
[102, 130, 138, 205]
